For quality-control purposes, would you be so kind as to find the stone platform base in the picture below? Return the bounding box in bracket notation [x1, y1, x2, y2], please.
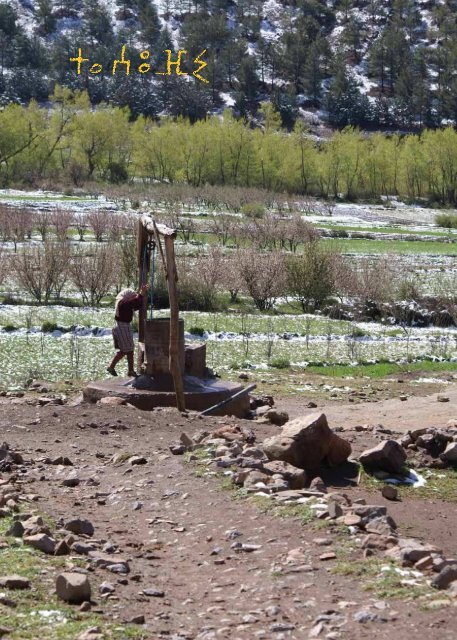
[83, 375, 250, 417]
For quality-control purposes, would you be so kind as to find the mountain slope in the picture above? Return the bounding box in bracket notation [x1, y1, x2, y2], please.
[1, 0, 457, 130]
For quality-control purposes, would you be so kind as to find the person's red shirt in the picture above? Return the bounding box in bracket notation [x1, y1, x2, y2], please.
[115, 294, 143, 322]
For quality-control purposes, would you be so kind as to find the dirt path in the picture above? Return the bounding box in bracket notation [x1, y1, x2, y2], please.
[1, 398, 456, 639]
[280, 383, 457, 431]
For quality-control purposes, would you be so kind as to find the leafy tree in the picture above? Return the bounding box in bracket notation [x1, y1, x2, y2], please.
[287, 241, 337, 312]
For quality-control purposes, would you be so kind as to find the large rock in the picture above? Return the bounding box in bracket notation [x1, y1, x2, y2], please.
[327, 433, 352, 467]
[441, 442, 457, 463]
[56, 572, 91, 604]
[262, 413, 350, 470]
[359, 440, 407, 474]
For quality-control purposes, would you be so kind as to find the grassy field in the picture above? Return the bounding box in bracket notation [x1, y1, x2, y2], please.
[328, 238, 457, 255]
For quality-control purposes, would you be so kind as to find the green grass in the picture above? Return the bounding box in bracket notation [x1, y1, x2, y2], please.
[0, 515, 146, 640]
[307, 360, 457, 378]
[328, 238, 457, 255]
[331, 556, 435, 600]
[316, 223, 457, 238]
[360, 467, 457, 503]
[247, 495, 316, 525]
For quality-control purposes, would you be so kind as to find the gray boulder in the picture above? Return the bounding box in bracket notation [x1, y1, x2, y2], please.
[359, 440, 406, 474]
[262, 413, 350, 471]
[56, 572, 91, 604]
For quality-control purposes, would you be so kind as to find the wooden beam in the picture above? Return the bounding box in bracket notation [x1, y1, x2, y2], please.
[164, 235, 186, 412]
[136, 219, 148, 350]
[140, 214, 177, 239]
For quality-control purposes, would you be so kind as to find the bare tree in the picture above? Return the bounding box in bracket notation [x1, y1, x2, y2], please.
[211, 214, 235, 246]
[87, 210, 108, 242]
[14, 241, 69, 304]
[237, 249, 286, 311]
[70, 244, 115, 306]
[34, 210, 53, 242]
[73, 213, 87, 242]
[0, 244, 10, 285]
[51, 209, 74, 241]
[5, 208, 31, 252]
[222, 254, 242, 303]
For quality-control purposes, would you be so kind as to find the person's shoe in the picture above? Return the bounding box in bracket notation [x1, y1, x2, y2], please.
[127, 370, 139, 378]
[107, 367, 118, 377]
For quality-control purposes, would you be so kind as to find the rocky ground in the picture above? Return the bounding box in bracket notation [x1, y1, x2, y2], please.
[0, 385, 456, 640]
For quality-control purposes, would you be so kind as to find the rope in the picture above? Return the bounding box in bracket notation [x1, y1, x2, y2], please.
[140, 239, 157, 320]
[149, 242, 156, 320]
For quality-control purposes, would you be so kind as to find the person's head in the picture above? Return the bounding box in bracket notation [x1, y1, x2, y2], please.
[115, 288, 137, 315]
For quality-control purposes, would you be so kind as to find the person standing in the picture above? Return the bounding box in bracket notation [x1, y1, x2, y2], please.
[107, 284, 148, 377]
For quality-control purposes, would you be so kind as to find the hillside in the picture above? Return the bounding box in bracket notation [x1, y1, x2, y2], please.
[1, 0, 457, 129]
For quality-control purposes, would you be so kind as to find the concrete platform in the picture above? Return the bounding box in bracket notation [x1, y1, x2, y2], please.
[83, 375, 250, 417]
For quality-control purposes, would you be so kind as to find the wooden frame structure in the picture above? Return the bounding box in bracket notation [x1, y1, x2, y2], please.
[137, 214, 185, 412]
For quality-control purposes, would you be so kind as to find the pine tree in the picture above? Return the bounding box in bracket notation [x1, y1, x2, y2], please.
[36, 0, 56, 37]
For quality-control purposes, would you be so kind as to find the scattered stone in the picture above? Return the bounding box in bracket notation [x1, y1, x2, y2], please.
[319, 552, 336, 561]
[359, 440, 407, 474]
[54, 540, 71, 556]
[441, 442, 457, 463]
[343, 514, 362, 527]
[56, 572, 91, 604]
[128, 615, 145, 625]
[352, 505, 387, 521]
[264, 409, 289, 427]
[415, 556, 434, 572]
[437, 395, 450, 403]
[89, 552, 130, 574]
[354, 610, 387, 624]
[142, 588, 165, 597]
[386, 538, 442, 565]
[381, 485, 398, 501]
[65, 518, 94, 537]
[314, 538, 332, 546]
[328, 499, 343, 519]
[6, 521, 24, 537]
[99, 582, 115, 595]
[62, 476, 80, 487]
[77, 627, 103, 640]
[128, 456, 147, 466]
[180, 433, 194, 448]
[365, 515, 397, 536]
[309, 477, 327, 493]
[432, 565, 457, 590]
[51, 456, 73, 466]
[24, 533, 55, 554]
[169, 444, 186, 455]
[71, 541, 96, 555]
[99, 396, 126, 406]
[0, 575, 30, 590]
[263, 461, 305, 489]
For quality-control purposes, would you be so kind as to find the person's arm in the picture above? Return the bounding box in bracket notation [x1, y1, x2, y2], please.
[132, 284, 149, 311]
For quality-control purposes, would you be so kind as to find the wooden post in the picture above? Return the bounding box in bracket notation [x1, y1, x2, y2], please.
[136, 220, 149, 368]
[164, 236, 186, 412]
